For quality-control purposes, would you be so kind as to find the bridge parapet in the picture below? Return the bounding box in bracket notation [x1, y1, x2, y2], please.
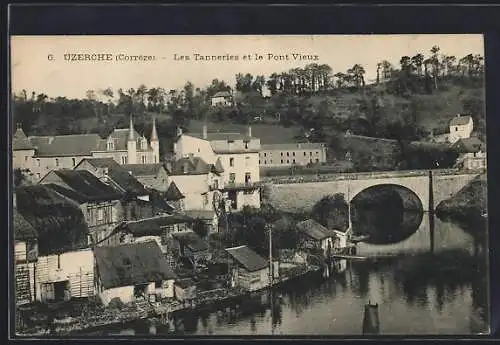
[262, 168, 464, 185]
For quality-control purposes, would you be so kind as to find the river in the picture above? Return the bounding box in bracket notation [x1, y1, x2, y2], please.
[81, 211, 488, 336]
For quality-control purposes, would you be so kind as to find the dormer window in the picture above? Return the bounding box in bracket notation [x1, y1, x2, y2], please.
[455, 127, 458, 131]
[107, 139, 114, 151]
[141, 137, 147, 150]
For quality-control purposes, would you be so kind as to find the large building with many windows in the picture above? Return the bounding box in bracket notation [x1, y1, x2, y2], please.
[173, 125, 261, 211]
[12, 117, 160, 181]
[259, 142, 327, 167]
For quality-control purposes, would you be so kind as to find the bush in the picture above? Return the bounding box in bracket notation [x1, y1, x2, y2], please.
[108, 297, 125, 310]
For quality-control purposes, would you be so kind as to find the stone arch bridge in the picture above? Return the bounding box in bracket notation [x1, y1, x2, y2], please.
[263, 169, 480, 213]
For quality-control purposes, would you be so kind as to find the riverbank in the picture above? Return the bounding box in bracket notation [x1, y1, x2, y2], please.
[16, 263, 322, 337]
[435, 173, 487, 223]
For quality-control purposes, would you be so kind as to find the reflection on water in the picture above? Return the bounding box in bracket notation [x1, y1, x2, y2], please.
[85, 214, 488, 336]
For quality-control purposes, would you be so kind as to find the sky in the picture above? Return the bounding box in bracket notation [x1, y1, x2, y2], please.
[11, 34, 484, 100]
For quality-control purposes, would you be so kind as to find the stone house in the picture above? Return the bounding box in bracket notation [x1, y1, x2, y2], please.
[448, 114, 474, 144]
[453, 137, 487, 171]
[296, 219, 338, 257]
[225, 245, 271, 292]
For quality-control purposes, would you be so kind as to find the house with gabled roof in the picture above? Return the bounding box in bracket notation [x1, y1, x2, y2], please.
[12, 116, 160, 181]
[169, 154, 223, 213]
[448, 114, 474, 144]
[74, 157, 156, 220]
[173, 124, 261, 211]
[296, 219, 338, 257]
[15, 185, 96, 303]
[225, 245, 271, 292]
[38, 169, 125, 245]
[94, 241, 178, 306]
[210, 90, 233, 107]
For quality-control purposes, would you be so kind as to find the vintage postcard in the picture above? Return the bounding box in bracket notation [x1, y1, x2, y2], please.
[10, 34, 489, 337]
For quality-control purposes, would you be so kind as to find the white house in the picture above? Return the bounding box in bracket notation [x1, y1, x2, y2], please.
[211, 91, 233, 107]
[173, 125, 261, 211]
[448, 114, 474, 144]
[94, 241, 178, 306]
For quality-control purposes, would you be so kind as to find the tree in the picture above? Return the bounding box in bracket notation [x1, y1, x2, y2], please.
[347, 64, 366, 89]
[311, 194, 349, 231]
[430, 45, 441, 90]
[411, 54, 425, 76]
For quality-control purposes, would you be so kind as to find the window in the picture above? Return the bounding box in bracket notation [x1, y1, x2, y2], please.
[316, 151, 319, 155]
[107, 141, 114, 150]
[304, 152, 306, 156]
[229, 158, 234, 167]
[316, 158, 319, 163]
[264, 160, 267, 164]
[280, 159, 283, 164]
[229, 173, 236, 184]
[203, 194, 209, 206]
[37, 159, 40, 167]
[72, 158, 76, 167]
[292, 152, 295, 156]
[259, 160, 261, 164]
[142, 156, 146, 164]
[293, 159, 296, 164]
[310, 152, 312, 156]
[455, 127, 458, 131]
[245, 142, 249, 149]
[97, 208, 104, 221]
[286, 152, 290, 157]
[155, 281, 162, 289]
[281, 152, 283, 156]
[287, 160, 290, 164]
[55, 158, 59, 167]
[25, 156, 28, 162]
[245, 172, 251, 184]
[264, 153, 267, 157]
[198, 148, 200, 152]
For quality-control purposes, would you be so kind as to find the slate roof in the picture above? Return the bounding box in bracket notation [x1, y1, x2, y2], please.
[28, 134, 101, 157]
[261, 142, 326, 151]
[189, 132, 252, 141]
[15, 185, 89, 255]
[44, 169, 123, 203]
[170, 156, 213, 175]
[449, 116, 472, 126]
[118, 214, 194, 237]
[13, 209, 38, 241]
[225, 245, 268, 272]
[96, 128, 144, 151]
[122, 163, 167, 176]
[94, 241, 178, 290]
[453, 137, 486, 153]
[165, 181, 185, 201]
[296, 219, 336, 241]
[171, 231, 209, 252]
[80, 158, 148, 196]
[12, 127, 35, 151]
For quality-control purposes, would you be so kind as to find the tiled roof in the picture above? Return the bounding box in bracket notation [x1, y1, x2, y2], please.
[171, 231, 209, 252]
[165, 181, 185, 201]
[175, 278, 195, 289]
[212, 91, 232, 98]
[13, 209, 38, 241]
[170, 156, 212, 175]
[81, 158, 148, 196]
[12, 128, 35, 150]
[46, 169, 123, 203]
[94, 241, 178, 290]
[296, 219, 336, 240]
[261, 142, 326, 151]
[449, 116, 472, 126]
[225, 245, 268, 272]
[453, 137, 486, 153]
[28, 134, 101, 157]
[122, 163, 167, 176]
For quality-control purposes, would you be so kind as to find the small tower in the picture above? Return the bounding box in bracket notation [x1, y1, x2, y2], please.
[150, 116, 160, 164]
[127, 115, 137, 164]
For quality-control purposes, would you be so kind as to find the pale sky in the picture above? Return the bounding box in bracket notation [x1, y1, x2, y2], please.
[11, 34, 484, 100]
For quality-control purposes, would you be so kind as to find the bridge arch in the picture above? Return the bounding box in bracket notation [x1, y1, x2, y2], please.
[350, 183, 424, 212]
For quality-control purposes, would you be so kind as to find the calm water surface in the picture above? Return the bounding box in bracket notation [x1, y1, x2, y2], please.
[83, 213, 488, 336]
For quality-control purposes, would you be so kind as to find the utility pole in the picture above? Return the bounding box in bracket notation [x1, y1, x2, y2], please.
[268, 224, 273, 287]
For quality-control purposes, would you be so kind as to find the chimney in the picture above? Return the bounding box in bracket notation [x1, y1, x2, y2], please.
[202, 124, 208, 139]
[248, 126, 252, 137]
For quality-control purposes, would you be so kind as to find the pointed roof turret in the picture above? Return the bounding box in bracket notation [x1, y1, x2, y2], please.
[151, 116, 159, 141]
[13, 123, 34, 150]
[128, 115, 135, 141]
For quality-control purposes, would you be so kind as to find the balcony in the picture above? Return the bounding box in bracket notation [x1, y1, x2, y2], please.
[221, 181, 263, 191]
